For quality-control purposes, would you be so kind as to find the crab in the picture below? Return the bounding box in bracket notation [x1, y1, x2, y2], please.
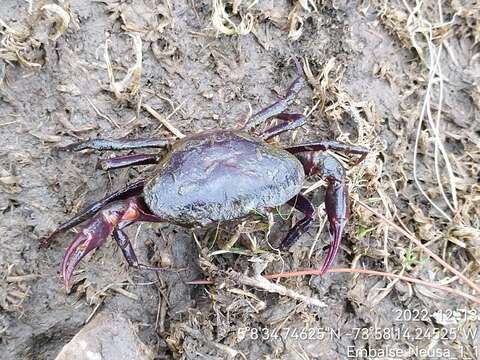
[42, 59, 368, 289]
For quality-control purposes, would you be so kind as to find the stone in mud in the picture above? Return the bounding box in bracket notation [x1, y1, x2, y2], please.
[55, 312, 154, 360]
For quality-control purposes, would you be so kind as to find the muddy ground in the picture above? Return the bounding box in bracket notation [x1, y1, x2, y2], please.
[1, 1, 479, 359]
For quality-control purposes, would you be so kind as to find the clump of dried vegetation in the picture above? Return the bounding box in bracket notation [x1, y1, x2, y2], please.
[0, 264, 37, 315]
[211, 0, 256, 35]
[0, 2, 75, 68]
[360, 0, 480, 304]
[208, 0, 319, 41]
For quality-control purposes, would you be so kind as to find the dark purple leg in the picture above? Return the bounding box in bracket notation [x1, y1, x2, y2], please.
[97, 154, 161, 171]
[279, 194, 315, 250]
[285, 141, 369, 165]
[112, 200, 166, 272]
[61, 197, 164, 289]
[41, 179, 146, 248]
[321, 178, 348, 274]
[291, 151, 352, 274]
[113, 228, 165, 271]
[260, 113, 306, 140]
[62, 138, 171, 152]
[243, 57, 304, 131]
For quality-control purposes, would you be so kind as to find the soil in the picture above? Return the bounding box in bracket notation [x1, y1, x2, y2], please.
[1, 1, 479, 359]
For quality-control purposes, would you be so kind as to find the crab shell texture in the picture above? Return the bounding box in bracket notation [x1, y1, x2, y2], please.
[144, 129, 305, 226]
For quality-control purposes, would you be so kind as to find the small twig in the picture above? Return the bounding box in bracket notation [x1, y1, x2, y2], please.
[0, 120, 19, 127]
[190, 270, 327, 307]
[187, 267, 480, 305]
[142, 103, 185, 138]
[263, 268, 480, 305]
[86, 97, 119, 128]
[154, 272, 168, 334]
[85, 299, 104, 324]
[111, 286, 139, 300]
[6, 274, 40, 282]
[165, 99, 187, 121]
[231, 272, 327, 308]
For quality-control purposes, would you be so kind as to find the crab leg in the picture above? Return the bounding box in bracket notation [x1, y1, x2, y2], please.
[321, 174, 348, 274]
[97, 153, 161, 171]
[62, 137, 171, 152]
[61, 197, 162, 289]
[291, 151, 352, 274]
[260, 113, 306, 140]
[113, 227, 164, 271]
[243, 57, 304, 131]
[40, 180, 146, 248]
[279, 194, 315, 250]
[286, 140, 369, 165]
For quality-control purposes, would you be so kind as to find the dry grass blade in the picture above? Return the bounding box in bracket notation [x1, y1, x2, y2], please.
[142, 103, 185, 138]
[86, 97, 119, 128]
[41, 4, 71, 40]
[6, 274, 40, 282]
[396, 1, 459, 221]
[211, 0, 254, 36]
[0, 18, 23, 37]
[298, 0, 317, 12]
[1, 3, 75, 67]
[104, 34, 143, 99]
[287, 4, 304, 41]
[449, 225, 480, 265]
[287, 1, 317, 41]
[0, 18, 41, 67]
[412, 37, 455, 221]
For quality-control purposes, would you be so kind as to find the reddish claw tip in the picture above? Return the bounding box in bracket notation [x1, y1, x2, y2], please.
[61, 216, 112, 290]
[322, 180, 349, 275]
[320, 220, 346, 275]
[61, 231, 92, 291]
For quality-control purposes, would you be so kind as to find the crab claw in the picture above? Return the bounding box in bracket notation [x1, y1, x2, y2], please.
[320, 180, 349, 274]
[61, 203, 128, 290]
